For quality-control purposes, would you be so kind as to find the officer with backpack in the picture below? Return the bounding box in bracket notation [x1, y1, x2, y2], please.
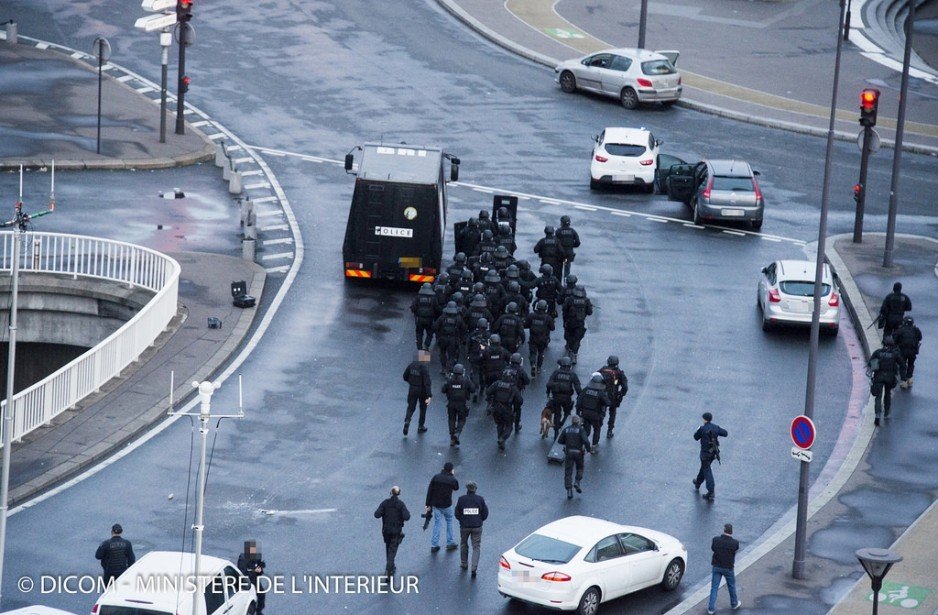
[443, 364, 477, 447]
[434, 302, 467, 374]
[533, 225, 568, 275]
[868, 336, 906, 425]
[411, 283, 439, 350]
[546, 357, 582, 437]
[481, 334, 511, 396]
[894, 316, 922, 389]
[576, 373, 611, 453]
[493, 302, 525, 354]
[877, 282, 912, 336]
[562, 285, 593, 364]
[486, 374, 522, 451]
[402, 350, 433, 436]
[598, 356, 628, 439]
[557, 415, 590, 499]
[466, 318, 490, 400]
[693, 412, 728, 502]
[501, 353, 530, 435]
[525, 300, 555, 377]
[556, 215, 581, 281]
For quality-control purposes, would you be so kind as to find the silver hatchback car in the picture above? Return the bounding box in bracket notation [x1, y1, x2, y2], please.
[657, 159, 765, 229]
[554, 48, 682, 109]
[757, 260, 840, 335]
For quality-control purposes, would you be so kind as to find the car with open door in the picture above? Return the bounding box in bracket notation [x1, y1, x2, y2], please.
[658, 159, 765, 229]
[555, 49, 682, 109]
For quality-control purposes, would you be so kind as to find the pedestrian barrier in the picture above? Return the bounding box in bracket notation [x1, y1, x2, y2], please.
[0, 232, 180, 447]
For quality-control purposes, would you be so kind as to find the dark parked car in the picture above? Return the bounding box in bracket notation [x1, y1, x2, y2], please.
[656, 159, 765, 229]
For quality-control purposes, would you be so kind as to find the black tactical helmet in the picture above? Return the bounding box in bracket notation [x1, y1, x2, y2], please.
[437, 272, 450, 284]
[477, 317, 489, 329]
[484, 270, 501, 284]
[540, 263, 553, 275]
[445, 300, 458, 312]
[508, 281, 521, 293]
[453, 363, 465, 375]
[506, 302, 518, 314]
[495, 245, 509, 256]
[559, 356, 572, 367]
[517, 259, 530, 270]
[455, 252, 467, 264]
[472, 282, 485, 293]
[544, 225, 555, 236]
[505, 264, 520, 278]
[468, 217, 479, 227]
[482, 229, 494, 240]
[479, 210, 490, 220]
[420, 282, 434, 294]
[591, 372, 604, 384]
[535, 300, 548, 312]
[510, 353, 522, 365]
[561, 215, 571, 226]
[479, 251, 493, 263]
[470, 294, 486, 307]
[566, 274, 578, 286]
[607, 355, 619, 366]
[498, 206, 509, 219]
[461, 269, 473, 282]
[489, 334, 501, 345]
[451, 292, 464, 304]
[498, 221, 511, 234]
[573, 285, 586, 297]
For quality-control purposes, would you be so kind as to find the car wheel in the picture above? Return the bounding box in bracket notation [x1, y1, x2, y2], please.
[644, 182, 655, 194]
[824, 326, 840, 337]
[559, 71, 577, 93]
[751, 218, 763, 230]
[589, 177, 599, 190]
[692, 202, 703, 225]
[762, 315, 772, 332]
[246, 602, 257, 615]
[661, 558, 685, 591]
[577, 586, 602, 615]
[620, 87, 639, 110]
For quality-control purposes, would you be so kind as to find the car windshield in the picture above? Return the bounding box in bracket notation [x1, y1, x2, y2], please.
[604, 143, 646, 157]
[515, 533, 582, 564]
[712, 177, 754, 191]
[641, 59, 675, 75]
[780, 281, 831, 297]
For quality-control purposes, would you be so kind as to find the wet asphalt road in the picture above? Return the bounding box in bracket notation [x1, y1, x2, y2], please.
[2, 0, 938, 613]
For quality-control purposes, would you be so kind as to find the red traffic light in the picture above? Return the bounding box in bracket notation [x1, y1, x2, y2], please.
[854, 183, 862, 195]
[860, 89, 878, 111]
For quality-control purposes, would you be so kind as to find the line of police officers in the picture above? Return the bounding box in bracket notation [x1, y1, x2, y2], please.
[868, 282, 922, 426]
[405, 209, 628, 494]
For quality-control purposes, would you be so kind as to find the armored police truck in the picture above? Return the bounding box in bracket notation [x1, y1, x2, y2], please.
[342, 143, 460, 283]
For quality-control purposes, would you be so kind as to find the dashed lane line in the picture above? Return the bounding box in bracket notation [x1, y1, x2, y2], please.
[259, 224, 289, 232]
[259, 252, 293, 261]
[610, 211, 632, 217]
[574, 204, 597, 211]
[264, 265, 290, 274]
[251, 196, 279, 204]
[723, 229, 746, 236]
[647, 217, 669, 223]
[244, 181, 272, 190]
[683, 223, 704, 228]
[117, 74, 134, 82]
[240, 169, 265, 177]
[261, 237, 294, 246]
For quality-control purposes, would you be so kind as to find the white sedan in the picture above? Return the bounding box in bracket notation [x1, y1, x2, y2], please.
[757, 260, 840, 335]
[590, 127, 661, 191]
[498, 516, 687, 615]
[555, 48, 681, 109]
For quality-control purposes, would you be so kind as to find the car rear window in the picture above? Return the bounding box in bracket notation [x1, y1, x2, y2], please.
[515, 533, 582, 564]
[641, 60, 676, 75]
[712, 177, 754, 191]
[780, 281, 831, 297]
[100, 607, 173, 615]
[604, 143, 646, 157]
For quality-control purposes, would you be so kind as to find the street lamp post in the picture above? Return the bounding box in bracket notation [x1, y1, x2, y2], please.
[856, 547, 903, 614]
[638, 0, 649, 48]
[792, 0, 848, 580]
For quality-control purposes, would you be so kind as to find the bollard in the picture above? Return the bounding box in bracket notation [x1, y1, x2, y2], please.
[242, 237, 256, 261]
[244, 223, 257, 240]
[229, 170, 242, 194]
[214, 141, 227, 168]
[4, 21, 17, 45]
[240, 198, 254, 227]
[222, 158, 232, 181]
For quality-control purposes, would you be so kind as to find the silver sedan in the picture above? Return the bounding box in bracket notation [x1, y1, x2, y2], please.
[554, 48, 682, 109]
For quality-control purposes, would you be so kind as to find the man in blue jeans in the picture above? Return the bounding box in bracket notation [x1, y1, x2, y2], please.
[708, 523, 741, 614]
[425, 462, 459, 552]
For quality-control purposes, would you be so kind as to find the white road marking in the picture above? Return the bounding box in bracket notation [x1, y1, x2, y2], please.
[264, 265, 290, 274]
[540, 199, 561, 205]
[610, 211, 632, 217]
[260, 508, 337, 516]
[70, 51, 82, 58]
[683, 223, 704, 228]
[117, 74, 134, 82]
[262, 237, 294, 246]
[244, 145, 342, 165]
[244, 182, 272, 190]
[473, 187, 494, 194]
[259, 224, 289, 232]
[240, 169, 264, 177]
[574, 205, 597, 211]
[207, 133, 226, 140]
[761, 236, 782, 242]
[251, 196, 279, 204]
[233, 156, 255, 165]
[255, 210, 282, 219]
[723, 230, 746, 236]
[135, 86, 154, 94]
[260, 252, 293, 261]
[647, 217, 668, 223]
[190, 120, 211, 128]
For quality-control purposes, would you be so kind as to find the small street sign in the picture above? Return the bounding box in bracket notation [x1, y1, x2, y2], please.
[141, 0, 177, 11]
[791, 415, 816, 450]
[791, 447, 813, 463]
[135, 12, 177, 32]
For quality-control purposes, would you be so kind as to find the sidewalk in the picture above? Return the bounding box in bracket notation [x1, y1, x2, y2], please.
[438, 0, 938, 154]
[670, 233, 938, 614]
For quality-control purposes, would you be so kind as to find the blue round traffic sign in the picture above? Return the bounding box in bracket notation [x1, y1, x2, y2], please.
[791, 415, 816, 450]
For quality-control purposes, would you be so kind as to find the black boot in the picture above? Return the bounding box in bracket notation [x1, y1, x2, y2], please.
[566, 488, 573, 499]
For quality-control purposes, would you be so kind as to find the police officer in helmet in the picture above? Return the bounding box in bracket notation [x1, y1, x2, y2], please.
[525, 300, 555, 377]
[576, 373, 611, 453]
[556, 215, 581, 280]
[868, 336, 905, 425]
[598, 355, 628, 438]
[443, 364, 477, 447]
[546, 356, 582, 437]
[557, 415, 589, 499]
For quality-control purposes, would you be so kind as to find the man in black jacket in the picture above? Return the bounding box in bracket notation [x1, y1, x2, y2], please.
[425, 462, 459, 553]
[707, 523, 741, 613]
[454, 481, 489, 577]
[869, 336, 905, 425]
[694, 412, 728, 501]
[403, 350, 433, 436]
[95, 523, 136, 583]
[576, 373, 611, 453]
[236, 540, 266, 613]
[374, 486, 411, 576]
[546, 357, 582, 437]
[877, 281, 912, 336]
[557, 415, 590, 499]
[598, 355, 628, 439]
[556, 215, 581, 280]
[486, 375, 521, 450]
[895, 316, 922, 389]
[443, 364, 477, 447]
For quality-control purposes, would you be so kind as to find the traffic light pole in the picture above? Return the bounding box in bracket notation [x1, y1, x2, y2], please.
[883, 0, 915, 267]
[175, 21, 187, 135]
[160, 31, 170, 143]
[852, 124, 873, 243]
[638, 0, 649, 48]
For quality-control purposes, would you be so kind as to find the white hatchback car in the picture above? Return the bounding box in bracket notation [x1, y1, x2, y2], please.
[498, 516, 687, 615]
[757, 260, 840, 335]
[590, 127, 661, 191]
[92, 551, 257, 615]
[555, 48, 681, 109]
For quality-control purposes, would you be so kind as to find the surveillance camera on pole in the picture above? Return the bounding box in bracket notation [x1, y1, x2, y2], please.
[136, 0, 178, 143]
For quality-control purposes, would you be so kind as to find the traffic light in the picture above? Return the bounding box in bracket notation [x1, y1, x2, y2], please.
[854, 183, 862, 204]
[180, 75, 190, 93]
[860, 88, 880, 127]
[176, 0, 193, 21]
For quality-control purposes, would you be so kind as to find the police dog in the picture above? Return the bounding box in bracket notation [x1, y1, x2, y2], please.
[539, 406, 553, 439]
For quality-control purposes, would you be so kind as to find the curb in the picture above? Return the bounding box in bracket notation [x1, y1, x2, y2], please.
[434, 0, 938, 157]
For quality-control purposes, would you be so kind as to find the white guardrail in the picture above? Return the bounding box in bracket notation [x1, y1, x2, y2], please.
[0, 232, 180, 446]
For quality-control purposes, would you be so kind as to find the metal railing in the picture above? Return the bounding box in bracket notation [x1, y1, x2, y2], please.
[0, 232, 180, 446]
